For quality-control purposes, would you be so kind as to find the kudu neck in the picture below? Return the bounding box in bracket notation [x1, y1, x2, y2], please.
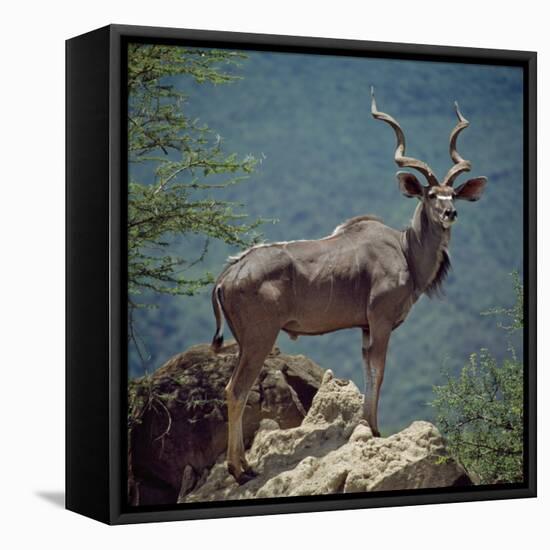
[404, 201, 451, 296]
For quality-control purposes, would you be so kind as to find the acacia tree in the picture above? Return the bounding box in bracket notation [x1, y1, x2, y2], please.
[431, 273, 524, 484]
[127, 44, 263, 351]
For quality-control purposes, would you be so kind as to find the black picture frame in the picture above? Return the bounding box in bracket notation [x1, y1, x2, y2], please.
[66, 24, 537, 525]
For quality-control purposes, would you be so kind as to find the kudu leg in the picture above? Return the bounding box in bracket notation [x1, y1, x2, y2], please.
[225, 333, 277, 484]
[361, 324, 391, 437]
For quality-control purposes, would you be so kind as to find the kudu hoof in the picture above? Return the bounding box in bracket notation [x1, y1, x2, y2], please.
[228, 462, 258, 485]
[236, 467, 258, 485]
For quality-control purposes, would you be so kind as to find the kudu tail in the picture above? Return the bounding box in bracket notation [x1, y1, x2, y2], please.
[211, 285, 225, 353]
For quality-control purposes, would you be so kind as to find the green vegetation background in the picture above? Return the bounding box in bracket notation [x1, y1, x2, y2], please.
[129, 50, 523, 434]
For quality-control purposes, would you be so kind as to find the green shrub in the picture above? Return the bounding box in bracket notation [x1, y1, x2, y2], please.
[431, 273, 524, 484]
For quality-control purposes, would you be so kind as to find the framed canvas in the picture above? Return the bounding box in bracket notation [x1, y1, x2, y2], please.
[66, 24, 537, 525]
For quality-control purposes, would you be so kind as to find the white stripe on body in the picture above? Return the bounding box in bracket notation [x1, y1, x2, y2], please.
[227, 224, 351, 263]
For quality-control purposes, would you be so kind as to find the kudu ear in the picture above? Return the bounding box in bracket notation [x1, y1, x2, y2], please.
[454, 177, 488, 201]
[396, 171, 425, 199]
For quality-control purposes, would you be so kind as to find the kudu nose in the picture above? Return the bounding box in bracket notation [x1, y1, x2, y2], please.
[444, 208, 458, 221]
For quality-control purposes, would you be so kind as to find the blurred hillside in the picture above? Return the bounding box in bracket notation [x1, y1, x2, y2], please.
[128, 48, 523, 432]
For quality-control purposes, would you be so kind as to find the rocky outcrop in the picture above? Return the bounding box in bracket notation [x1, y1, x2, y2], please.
[128, 342, 324, 505]
[129, 343, 473, 506]
[179, 370, 473, 503]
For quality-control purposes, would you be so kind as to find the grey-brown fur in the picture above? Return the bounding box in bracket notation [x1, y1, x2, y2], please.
[212, 90, 488, 483]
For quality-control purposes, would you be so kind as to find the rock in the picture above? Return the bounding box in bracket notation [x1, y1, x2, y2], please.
[128, 342, 324, 505]
[180, 372, 473, 503]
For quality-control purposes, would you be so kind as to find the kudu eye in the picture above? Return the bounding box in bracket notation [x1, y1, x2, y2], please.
[428, 191, 436, 199]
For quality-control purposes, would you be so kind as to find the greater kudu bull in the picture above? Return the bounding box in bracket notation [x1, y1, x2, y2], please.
[211, 89, 488, 483]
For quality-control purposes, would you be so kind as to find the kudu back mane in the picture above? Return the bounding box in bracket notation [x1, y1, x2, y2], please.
[226, 214, 383, 267]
